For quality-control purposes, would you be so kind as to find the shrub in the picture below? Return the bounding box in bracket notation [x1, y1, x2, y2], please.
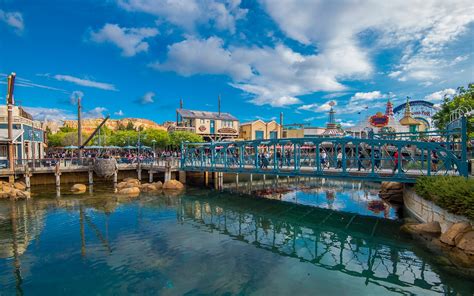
[414, 176, 474, 220]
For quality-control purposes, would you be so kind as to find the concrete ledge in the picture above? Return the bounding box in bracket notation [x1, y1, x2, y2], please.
[404, 186, 472, 232]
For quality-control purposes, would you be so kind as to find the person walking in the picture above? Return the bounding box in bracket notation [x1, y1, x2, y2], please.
[392, 150, 404, 173]
[431, 150, 438, 172]
[336, 150, 343, 169]
[320, 150, 328, 169]
[357, 150, 366, 171]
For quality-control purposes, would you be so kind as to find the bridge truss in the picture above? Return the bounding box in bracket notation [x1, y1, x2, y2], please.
[180, 117, 469, 183]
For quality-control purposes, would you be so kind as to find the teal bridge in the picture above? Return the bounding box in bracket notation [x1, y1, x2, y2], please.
[180, 116, 469, 183]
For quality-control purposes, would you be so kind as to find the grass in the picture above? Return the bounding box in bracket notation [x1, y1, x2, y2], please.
[414, 176, 474, 220]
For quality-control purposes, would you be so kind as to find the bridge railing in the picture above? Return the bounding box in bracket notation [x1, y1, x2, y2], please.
[181, 137, 467, 182]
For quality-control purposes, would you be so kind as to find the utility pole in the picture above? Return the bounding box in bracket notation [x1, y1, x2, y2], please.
[218, 94, 221, 116]
[279, 112, 284, 139]
[6, 73, 16, 183]
[78, 97, 82, 158]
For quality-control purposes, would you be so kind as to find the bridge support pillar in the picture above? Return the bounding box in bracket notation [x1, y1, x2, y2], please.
[179, 171, 186, 184]
[216, 172, 223, 191]
[204, 171, 209, 187]
[88, 169, 94, 185]
[235, 173, 239, 188]
[137, 164, 142, 181]
[55, 173, 61, 188]
[24, 173, 32, 189]
[149, 170, 154, 183]
[263, 174, 266, 184]
[113, 169, 118, 184]
[164, 159, 171, 182]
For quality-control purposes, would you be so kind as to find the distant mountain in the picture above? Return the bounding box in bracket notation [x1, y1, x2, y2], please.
[63, 118, 165, 133]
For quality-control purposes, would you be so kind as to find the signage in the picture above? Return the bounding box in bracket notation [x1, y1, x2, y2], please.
[369, 112, 389, 127]
[198, 125, 207, 132]
[218, 127, 237, 134]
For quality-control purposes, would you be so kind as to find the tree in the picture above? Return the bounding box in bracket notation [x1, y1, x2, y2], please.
[433, 83, 474, 138]
[169, 131, 204, 148]
[126, 121, 135, 130]
[142, 129, 170, 148]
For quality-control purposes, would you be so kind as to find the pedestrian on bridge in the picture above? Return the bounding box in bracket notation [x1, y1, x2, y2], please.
[392, 150, 405, 173]
[357, 151, 366, 171]
[336, 150, 342, 169]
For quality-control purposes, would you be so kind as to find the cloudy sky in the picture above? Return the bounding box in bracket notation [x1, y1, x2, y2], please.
[0, 0, 473, 126]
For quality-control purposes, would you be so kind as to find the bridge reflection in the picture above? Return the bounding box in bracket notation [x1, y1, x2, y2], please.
[178, 194, 467, 294]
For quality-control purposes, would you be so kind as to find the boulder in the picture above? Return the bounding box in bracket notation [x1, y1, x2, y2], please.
[123, 178, 140, 184]
[404, 221, 441, 235]
[15, 190, 31, 199]
[140, 183, 159, 192]
[153, 181, 163, 189]
[381, 181, 403, 191]
[117, 181, 139, 190]
[440, 222, 472, 246]
[118, 187, 140, 196]
[13, 182, 27, 191]
[456, 231, 474, 255]
[71, 184, 87, 193]
[163, 180, 184, 190]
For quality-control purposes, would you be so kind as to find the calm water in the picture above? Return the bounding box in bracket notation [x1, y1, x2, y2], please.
[0, 183, 472, 295]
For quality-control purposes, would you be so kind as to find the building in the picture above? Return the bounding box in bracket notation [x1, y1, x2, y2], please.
[239, 120, 281, 140]
[393, 99, 438, 131]
[398, 99, 422, 133]
[0, 105, 45, 167]
[303, 127, 326, 137]
[282, 124, 305, 138]
[172, 108, 239, 141]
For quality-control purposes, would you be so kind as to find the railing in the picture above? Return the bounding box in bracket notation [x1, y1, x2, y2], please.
[181, 136, 467, 182]
[0, 157, 181, 173]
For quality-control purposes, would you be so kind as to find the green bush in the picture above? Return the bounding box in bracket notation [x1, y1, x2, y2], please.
[414, 176, 474, 219]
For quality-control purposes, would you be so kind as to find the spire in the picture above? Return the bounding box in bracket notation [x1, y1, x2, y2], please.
[327, 101, 336, 125]
[385, 99, 394, 117]
[404, 97, 411, 117]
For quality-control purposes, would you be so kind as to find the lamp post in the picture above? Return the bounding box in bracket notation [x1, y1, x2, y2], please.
[152, 139, 157, 158]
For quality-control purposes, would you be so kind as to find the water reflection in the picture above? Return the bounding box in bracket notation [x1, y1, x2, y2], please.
[228, 178, 400, 219]
[0, 186, 471, 295]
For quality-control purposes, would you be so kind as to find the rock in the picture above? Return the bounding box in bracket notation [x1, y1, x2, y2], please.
[140, 183, 159, 192]
[123, 178, 140, 184]
[71, 184, 87, 193]
[15, 190, 30, 199]
[440, 222, 472, 246]
[117, 181, 139, 190]
[381, 181, 403, 191]
[405, 221, 441, 235]
[456, 231, 474, 255]
[153, 181, 163, 189]
[163, 180, 184, 190]
[13, 182, 27, 191]
[118, 187, 140, 196]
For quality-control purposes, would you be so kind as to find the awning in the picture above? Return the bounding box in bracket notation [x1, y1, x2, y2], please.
[0, 129, 24, 143]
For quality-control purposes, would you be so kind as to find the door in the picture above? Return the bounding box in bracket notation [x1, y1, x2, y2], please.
[270, 131, 278, 139]
[255, 130, 264, 140]
[210, 120, 215, 134]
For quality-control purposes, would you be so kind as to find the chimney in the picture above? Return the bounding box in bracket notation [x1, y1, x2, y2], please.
[218, 94, 221, 116]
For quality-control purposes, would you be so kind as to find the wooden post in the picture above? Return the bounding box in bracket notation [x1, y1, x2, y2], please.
[88, 169, 93, 185]
[179, 171, 186, 184]
[149, 170, 153, 183]
[55, 163, 61, 188]
[204, 171, 209, 187]
[113, 169, 118, 184]
[137, 163, 142, 181]
[235, 173, 239, 189]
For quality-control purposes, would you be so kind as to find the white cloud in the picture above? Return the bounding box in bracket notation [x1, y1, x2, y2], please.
[155, 37, 370, 107]
[350, 91, 389, 102]
[0, 9, 24, 33]
[323, 92, 349, 99]
[336, 119, 355, 128]
[24, 107, 74, 122]
[84, 107, 107, 118]
[298, 100, 336, 113]
[89, 23, 158, 57]
[114, 110, 124, 116]
[424, 88, 456, 102]
[69, 91, 84, 105]
[53, 74, 118, 91]
[117, 0, 247, 33]
[151, 37, 252, 80]
[138, 91, 155, 104]
[260, 0, 474, 84]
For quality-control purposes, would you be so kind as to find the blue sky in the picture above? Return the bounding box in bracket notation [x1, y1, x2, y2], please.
[0, 0, 473, 128]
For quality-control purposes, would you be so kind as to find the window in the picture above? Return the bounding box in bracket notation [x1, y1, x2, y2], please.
[270, 131, 278, 139]
[200, 119, 205, 124]
[222, 120, 233, 127]
[0, 145, 7, 157]
[255, 131, 264, 139]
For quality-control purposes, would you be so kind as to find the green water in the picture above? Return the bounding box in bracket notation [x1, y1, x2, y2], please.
[0, 183, 472, 295]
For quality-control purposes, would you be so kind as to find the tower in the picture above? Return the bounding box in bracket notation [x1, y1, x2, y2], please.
[385, 99, 394, 117]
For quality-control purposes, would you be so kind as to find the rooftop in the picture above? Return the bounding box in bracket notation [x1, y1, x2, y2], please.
[177, 108, 238, 121]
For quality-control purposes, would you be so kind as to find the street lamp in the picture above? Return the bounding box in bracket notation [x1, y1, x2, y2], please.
[152, 139, 157, 157]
